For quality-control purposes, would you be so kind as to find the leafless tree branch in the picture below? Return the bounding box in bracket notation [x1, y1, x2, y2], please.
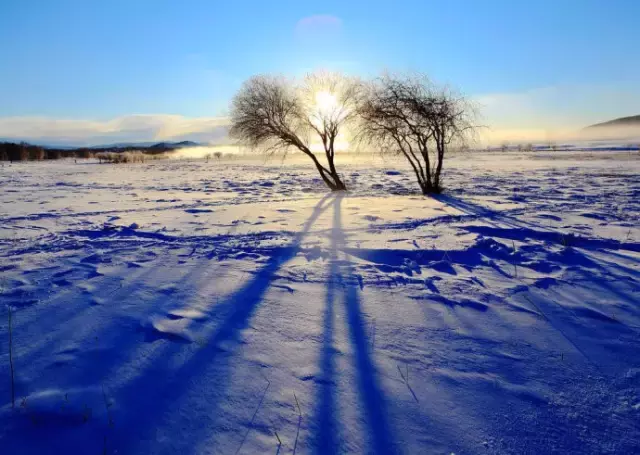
[230, 73, 361, 191]
[356, 73, 476, 194]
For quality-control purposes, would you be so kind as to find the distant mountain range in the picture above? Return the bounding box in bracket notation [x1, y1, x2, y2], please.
[89, 140, 201, 149]
[585, 115, 640, 130]
[580, 115, 640, 142]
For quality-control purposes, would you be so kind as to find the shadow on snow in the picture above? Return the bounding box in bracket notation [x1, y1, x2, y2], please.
[313, 193, 397, 454]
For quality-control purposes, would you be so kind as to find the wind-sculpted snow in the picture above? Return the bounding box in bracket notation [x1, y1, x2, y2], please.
[0, 152, 638, 454]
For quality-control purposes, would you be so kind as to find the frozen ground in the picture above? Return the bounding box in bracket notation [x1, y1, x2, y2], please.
[0, 151, 639, 454]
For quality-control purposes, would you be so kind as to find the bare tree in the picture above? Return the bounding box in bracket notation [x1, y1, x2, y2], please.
[230, 73, 359, 191]
[357, 73, 475, 194]
[19, 143, 29, 161]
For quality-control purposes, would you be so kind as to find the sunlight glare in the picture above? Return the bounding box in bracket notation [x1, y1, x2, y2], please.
[309, 140, 349, 153]
[309, 90, 350, 151]
[314, 90, 339, 115]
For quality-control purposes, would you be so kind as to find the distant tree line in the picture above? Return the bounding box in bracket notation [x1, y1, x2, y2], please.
[1, 142, 55, 161]
[0, 141, 180, 162]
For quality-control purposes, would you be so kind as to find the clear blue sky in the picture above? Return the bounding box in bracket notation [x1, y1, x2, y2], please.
[1, 0, 639, 143]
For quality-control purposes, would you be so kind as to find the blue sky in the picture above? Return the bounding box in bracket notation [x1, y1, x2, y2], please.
[1, 0, 639, 145]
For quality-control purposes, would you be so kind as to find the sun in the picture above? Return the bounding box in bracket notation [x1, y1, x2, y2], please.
[309, 89, 351, 152]
[314, 90, 339, 115]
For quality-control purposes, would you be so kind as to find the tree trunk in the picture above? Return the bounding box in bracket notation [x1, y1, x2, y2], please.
[325, 142, 347, 191]
[309, 155, 340, 190]
[317, 164, 338, 190]
[433, 138, 445, 192]
[329, 170, 346, 191]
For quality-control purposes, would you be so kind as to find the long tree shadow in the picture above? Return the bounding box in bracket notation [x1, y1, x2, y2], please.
[0, 195, 338, 454]
[313, 202, 340, 454]
[433, 193, 512, 228]
[313, 193, 397, 454]
[437, 195, 640, 377]
[107, 194, 336, 454]
[7, 206, 276, 401]
[435, 194, 640, 253]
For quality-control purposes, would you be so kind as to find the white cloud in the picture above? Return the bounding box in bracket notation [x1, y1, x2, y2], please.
[4, 83, 638, 148]
[0, 114, 230, 147]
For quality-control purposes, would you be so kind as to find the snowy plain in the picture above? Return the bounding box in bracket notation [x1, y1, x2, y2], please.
[0, 151, 639, 454]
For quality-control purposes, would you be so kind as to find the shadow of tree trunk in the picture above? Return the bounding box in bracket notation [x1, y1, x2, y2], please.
[110, 194, 336, 454]
[313, 193, 397, 454]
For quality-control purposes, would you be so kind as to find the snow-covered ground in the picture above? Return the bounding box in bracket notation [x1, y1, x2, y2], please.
[1, 151, 639, 454]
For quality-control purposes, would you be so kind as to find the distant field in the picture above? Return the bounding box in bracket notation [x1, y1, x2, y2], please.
[1, 151, 639, 454]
